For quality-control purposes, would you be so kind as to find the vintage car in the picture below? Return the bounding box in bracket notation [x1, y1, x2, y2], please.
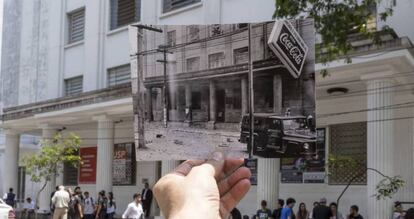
[240, 113, 316, 158]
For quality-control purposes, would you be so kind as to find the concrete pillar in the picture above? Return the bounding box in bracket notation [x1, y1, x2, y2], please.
[241, 76, 248, 115]
[161, 161, 180, 177]
[2, 130, 20, 198]
[208, 80, 216, 129]
[185, 83, 192, 123]
[38, 125, 58, 213]
[273, 74, 282, 114]
[366, 78, 394, 219]
[257, 158, 280, 210]
[94, 115, 115, 193]
[147, 87, 153, 121]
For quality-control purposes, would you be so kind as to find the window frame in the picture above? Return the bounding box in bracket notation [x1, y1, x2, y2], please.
[208, 52, 225, 69]
[67, 8, 85, 44]
[110, 0, 141, 31]
[162, 0, 201, 14]
[107, 64, 132, 87]
[64, 76, 83, 96]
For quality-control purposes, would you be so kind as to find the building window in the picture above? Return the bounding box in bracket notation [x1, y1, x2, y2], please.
[210, 24, 223, 37]
[187, 25, 199, 42]
[108, 64, 131, 86]
[68, 9, 85, 44]
[234, 47, 249, 65]
[329, 122, 367, 185]
[186, 57, 200, 72]
[167, 30, 176, 46]
[208, 52, 225, 69]
[110, 0, 141, 30]
[163, 0, 201, 13]
[233, 88, 241, 109]
[191, 91, 201, 110]
[63, 163, 79, 186]
[65, 76, 83, 96]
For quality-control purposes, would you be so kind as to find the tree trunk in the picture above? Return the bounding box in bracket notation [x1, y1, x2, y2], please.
[35, 180, 48, 219]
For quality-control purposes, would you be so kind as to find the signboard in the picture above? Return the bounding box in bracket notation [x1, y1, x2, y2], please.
[79, 147, 97, 184]
[244, 158, 257, 185]
[113, 143, 136, 185]
[281, 128, 326, 183]
[268, 20, 309, 78]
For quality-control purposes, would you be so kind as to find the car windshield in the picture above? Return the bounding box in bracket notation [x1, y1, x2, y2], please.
[283, 118, 306, 130]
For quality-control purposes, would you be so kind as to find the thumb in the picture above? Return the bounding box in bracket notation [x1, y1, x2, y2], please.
[188, 151, 225, 180]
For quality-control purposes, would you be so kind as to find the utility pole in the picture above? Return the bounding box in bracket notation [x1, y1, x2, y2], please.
[132, 25, 163, 149]
[157, 45, 173, 128]
[248, 23, 254, 159]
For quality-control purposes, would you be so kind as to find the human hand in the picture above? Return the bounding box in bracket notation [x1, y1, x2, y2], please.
[153, 152, 251, 219]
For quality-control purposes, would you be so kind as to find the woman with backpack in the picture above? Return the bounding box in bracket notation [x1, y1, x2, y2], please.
[106, 192, 116, 219]
[95, 190, 108, 219]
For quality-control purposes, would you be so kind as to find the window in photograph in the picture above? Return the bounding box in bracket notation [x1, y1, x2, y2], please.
[233, 88, 241, 109]
[187, 25, 200, 42]
[108, 64, 131, 87]
[68, 9, 85, 44]
[167, 30, 176, 46]
[186, 57, 200, 72]
[329, 122, 367, 185]
[208, 52, 225, 69]
[65, 76, 83, 96]
[163, 0, 201, 13]
[191, 91, 201, 110]
[110, 0, 141, 30]
[233, 47, 249, 65]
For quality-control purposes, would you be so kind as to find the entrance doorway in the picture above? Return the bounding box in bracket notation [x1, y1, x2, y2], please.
[216, 89, 225, 122]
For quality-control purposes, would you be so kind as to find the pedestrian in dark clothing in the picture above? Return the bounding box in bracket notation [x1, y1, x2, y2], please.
[405, 208, 414, 219]
[4, 188, 16, 208]
[296, 203, 309, 219]
[141, 182, 153, 217]
[96, 190, 108, 219]
[256, 200, 272, 219]
[230, 207, 242, 219]
[312, 198, 332, 219]
[50, 186, 59, 214]
[347, 205, 363, 219]
[272, 199, 285, 219]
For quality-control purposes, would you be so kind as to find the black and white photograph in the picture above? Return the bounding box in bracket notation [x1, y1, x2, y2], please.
[129, 20, 316, 160]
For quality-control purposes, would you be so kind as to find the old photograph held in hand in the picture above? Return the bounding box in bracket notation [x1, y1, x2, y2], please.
[129, 19, 316, 161]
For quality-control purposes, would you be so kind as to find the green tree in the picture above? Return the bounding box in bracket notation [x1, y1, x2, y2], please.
[274, 0, 396, 76]
[22, 133, 82, 217]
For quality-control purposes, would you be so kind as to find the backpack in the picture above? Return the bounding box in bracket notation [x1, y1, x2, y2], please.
[5, 193, 15, 207]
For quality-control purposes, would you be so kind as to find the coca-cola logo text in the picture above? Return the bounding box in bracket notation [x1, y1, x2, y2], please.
[279, 33, 304, 65]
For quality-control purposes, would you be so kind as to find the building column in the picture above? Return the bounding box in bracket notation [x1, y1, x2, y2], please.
[208, 80, 216, 129]
[146, 87, 153, 121]
[93, 115, 115, 194]
[185, 83, 192, 124]
[2, 130, 20, 198]
[366, 78, 394, 219]
[257, 158, 280, 210]
[273, 74, 282, 114]
[241, 76, 248, 115]
[38, 125, 58, 213]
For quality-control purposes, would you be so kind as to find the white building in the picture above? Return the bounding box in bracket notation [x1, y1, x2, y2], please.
[1, 0, 414, 218]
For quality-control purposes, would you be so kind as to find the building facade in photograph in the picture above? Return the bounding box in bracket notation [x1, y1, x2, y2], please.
[1, 0, 414, 219]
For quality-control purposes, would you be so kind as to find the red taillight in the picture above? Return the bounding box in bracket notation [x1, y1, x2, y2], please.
[8, 210, 16, 219]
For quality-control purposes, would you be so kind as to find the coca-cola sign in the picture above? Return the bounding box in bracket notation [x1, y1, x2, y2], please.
[268, 20, 309, 78]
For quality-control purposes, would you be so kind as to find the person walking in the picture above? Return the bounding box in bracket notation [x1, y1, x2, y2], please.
[347, 205, 363, 219]
[329, 203, 344, 219]
[296, 203, 309, 219]
[280, 198, 296, 219]
[309, 202, 319, 219]
[21, 197, 36, 219]
[106, 192, 116, 219]
[272, 199, 285, 219]
[95, 190, 108, 219]
[141, 183, 153, 218]
[83, 191, 95, 219]
[393, 202, 405, 219]
[312, 198, 332, 219]
[72, 187, 83, 219]
[405, 208, 414, 219]
[3, 188, 16, 208]
[256, 200, 272, 219]
[230, 207, 242, 219]
[51, 186, 70, 219]
[122, 193, 144, 219]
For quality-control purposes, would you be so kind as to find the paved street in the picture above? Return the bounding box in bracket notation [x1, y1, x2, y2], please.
[137, 122, 249, 160]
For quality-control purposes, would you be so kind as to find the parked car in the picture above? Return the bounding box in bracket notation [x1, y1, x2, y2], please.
[0, 199, 15, 219]
[240, 113, 316, 158]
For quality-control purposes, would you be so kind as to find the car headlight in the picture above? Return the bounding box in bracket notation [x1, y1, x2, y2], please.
[303, 143, 310, 150]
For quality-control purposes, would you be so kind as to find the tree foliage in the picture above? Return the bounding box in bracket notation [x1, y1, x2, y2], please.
[23, 133, 82, 183]
[274, 0, 396, 75]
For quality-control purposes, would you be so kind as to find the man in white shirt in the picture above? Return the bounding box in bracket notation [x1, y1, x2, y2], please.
[122, 193, 144, 219]
[83, 191, 95, 219]
[51, 186, 70, 219]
